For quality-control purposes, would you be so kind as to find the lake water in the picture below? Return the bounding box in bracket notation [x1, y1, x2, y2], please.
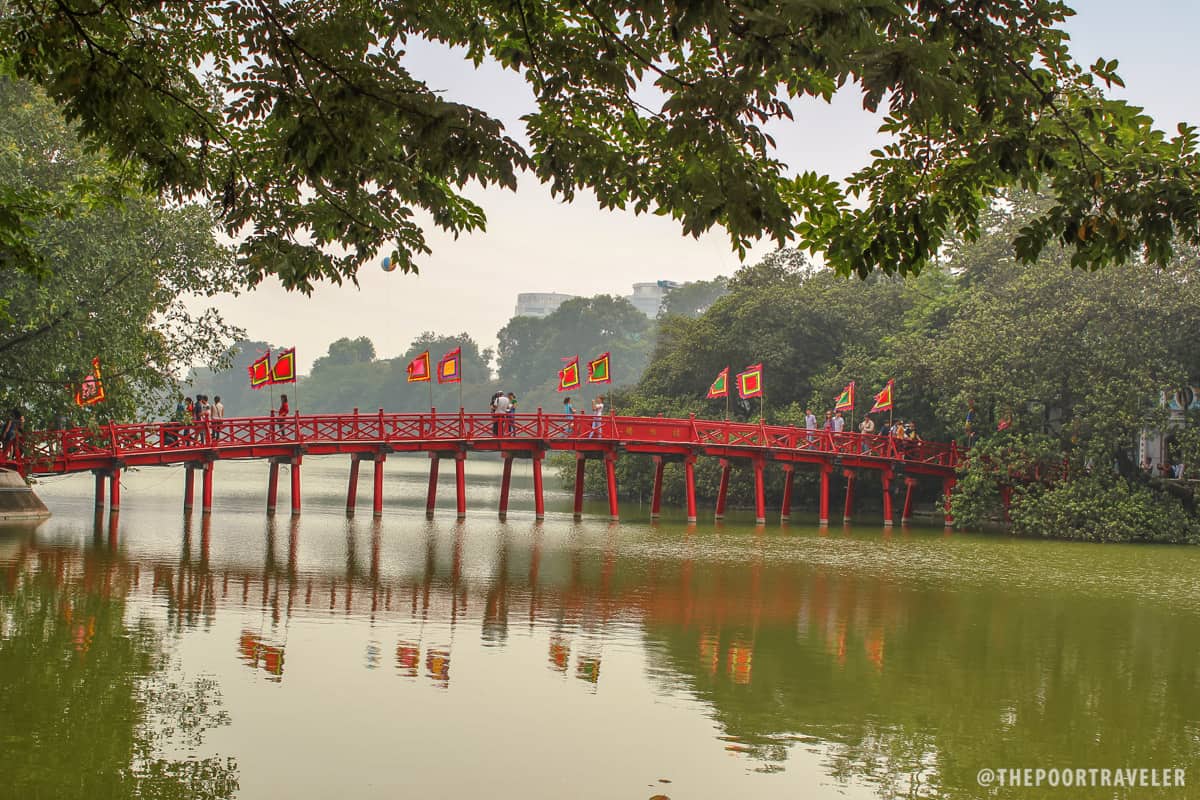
[4, 455, 1200, 799]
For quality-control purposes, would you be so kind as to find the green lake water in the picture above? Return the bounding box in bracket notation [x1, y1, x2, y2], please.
[3, 456, 1200, 799]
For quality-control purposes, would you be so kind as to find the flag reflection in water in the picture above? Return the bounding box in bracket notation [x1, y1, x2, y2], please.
[238, 631, 285, 681]
[395, 642, 420, 678]
[425, 647, 451, 687]
[548, 634, 570, 673]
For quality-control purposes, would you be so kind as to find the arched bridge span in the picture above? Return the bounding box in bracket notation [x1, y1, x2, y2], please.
[9, 411, 961, 525]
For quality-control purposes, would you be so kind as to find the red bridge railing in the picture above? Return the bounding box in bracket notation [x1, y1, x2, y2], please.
[6, 411, 959, 477]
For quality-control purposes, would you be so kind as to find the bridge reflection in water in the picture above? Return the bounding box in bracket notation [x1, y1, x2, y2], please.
[4, 513, 1200, 799]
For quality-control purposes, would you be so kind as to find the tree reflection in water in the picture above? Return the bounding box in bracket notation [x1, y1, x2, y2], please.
[6, 510, 1200, 800]
[0, 521, 237, 800]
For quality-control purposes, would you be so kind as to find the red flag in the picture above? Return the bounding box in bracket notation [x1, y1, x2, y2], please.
[736, 364, 763, 399]
[587, 352, 611, 384]
[407, 351, 431, 383]
[558, 356, 580, 391]
[74, 357, 106, 406]
[834, 381, 855, 411]
[869, 380, 894, 413]
[248, 351, 270, 389]
[707, 367, 729, 399]
[270, 348, 296, 384]
[437, 347, 462, 384]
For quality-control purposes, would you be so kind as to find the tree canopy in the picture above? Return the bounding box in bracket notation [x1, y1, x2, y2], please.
[0, 79, 240, 424]
[3, 1, 1198, 289]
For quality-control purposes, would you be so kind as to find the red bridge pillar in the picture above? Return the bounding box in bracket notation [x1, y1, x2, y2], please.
[94, 470, 106, 511]
[573, 455, 587, 520]
[290, 457, 302, 516]
[425, 454, 439, 519]
[818, 464, 832, 525]
[684, 455, 697, 523]
[201, 460, 214, 515]
[499, 456, 513, 520]
[109, 468, 121, 512]
[183, 466, 196, 513]
[346, 455, 361, 515]
[942, 476, 957, 527]
[842, 468, 856, 523]
[880, 467, 893, 526]
[753, 457, 766, 525]
[372, 454, 385, 517]
[649, 456, 664, 520]
[604, 451, 619, 521]
[266, 461, 279, 516]
[902, 477, 917, 524]
[533, 452, 545, 521]
[454, 451, 467, 519]
[780, 464, 795, 523]
[715, 459, 731, 520]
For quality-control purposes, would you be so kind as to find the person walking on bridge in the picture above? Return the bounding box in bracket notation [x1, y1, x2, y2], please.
[212, 395, 224, 441]
[563, 396, 578, 436]
[275, 394, 289, 439]
[590, 395, 605, 438]
[493, 391, 511, 435]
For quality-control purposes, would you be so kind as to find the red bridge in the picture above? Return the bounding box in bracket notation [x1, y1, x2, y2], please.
[10, 410, 961, 525]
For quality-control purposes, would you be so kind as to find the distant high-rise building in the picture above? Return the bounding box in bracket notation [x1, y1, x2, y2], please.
[627, 281, 679, 318]
[515, 292, 576, 318]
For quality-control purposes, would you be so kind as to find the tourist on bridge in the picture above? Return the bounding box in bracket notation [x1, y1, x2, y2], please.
[832, 411, 845, 433]
[822, 410, 833, 431]
[859, 415, 875, 452]
[197, 395, 211, 443]
[2, 408, 23, 460]
[804, 408, 817, 444]
[493, 391, 511, 435]
[275, 394, 289, 438]
[563, 396, 578, 436]
[506, 392, 518, 434]
[213, 395, 224, 441]
[183, 397, 194, 444]
[590, 395, 604, 438]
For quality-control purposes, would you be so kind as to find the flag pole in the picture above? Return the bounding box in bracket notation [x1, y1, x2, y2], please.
[427, 379, 433, 411]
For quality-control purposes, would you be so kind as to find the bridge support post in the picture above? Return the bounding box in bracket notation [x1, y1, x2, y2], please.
[842, 468, 856, 523]
[902, 478, 917, 524]
[574, 455, 588, 520]
[372, 454, 385, 517]
[818, 464, 832, 525]
[533, 453, 545, 521]
[684, 456, 697, 523]
[346, 455, 361, 515]
[942, 476, 956, 527]
[183, 466, 196, 513]
[290, 458, 301, 516]
[604, 451, 619, 521]
[880, 467, 893, 526]
[753, 458, 766, 525]
[649, 456, 664, 520]
[201, 460, 214, 515]
[267, 461, 279, 515]
[780, 464, 795, 523]
[454, 451, 467, 519]
[95, 470, 106, 511]
[109, 468, 121, 512]
[426, 454, 439, 518]
[499, 456, 513, 520]
[715, 459, 731, 519]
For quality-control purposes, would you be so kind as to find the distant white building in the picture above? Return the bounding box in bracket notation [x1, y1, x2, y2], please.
[515, 292, 577, 318]
[515, 281, 680, 319]
[627, 281, 679, 318]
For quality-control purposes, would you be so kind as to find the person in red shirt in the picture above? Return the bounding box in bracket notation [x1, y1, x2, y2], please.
[275, 394, 289, 438]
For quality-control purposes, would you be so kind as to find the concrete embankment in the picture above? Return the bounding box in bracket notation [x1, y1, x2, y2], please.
[0, 469, 50, 521]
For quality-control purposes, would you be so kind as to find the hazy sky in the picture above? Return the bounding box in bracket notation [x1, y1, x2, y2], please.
[203, 0, 1200, 373]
